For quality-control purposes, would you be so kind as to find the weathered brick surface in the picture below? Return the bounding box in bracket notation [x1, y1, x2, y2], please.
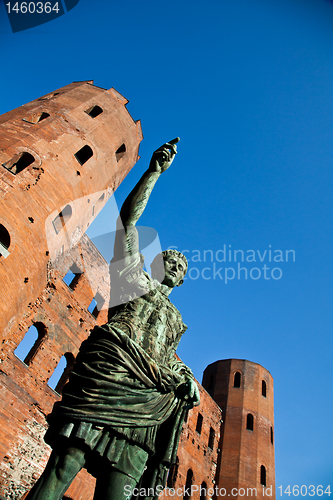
[202, 360, 275, 500]
[0, 234, 109, 498]
[0, 81, 142, 341]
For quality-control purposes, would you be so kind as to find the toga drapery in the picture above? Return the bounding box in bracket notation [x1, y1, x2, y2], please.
[45, 253, 193, 497]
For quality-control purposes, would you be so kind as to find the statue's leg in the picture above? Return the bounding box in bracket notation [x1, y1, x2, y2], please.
[26, 446, 86, 500]
[93, 441, 149, 500]
[93, 469, 138, 500]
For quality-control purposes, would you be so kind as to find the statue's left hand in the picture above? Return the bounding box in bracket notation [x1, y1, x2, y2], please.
[177, 379, 201, 408]
[148, 137, 180, 174]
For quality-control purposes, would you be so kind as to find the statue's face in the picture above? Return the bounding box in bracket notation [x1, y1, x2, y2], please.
[162, 256, 186, 288]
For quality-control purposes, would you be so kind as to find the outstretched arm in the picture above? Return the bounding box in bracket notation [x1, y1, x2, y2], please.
[113, 138, 179, 262]
[119, 138, 179, 227]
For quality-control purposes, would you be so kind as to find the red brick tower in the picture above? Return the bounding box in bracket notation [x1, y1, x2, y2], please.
[0, 81, 142, 341]
[202, 359, 275, 500]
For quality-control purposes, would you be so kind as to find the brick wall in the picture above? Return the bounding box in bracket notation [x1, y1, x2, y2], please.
[0, 235, 109, 498]
[0, 81, 142, 341]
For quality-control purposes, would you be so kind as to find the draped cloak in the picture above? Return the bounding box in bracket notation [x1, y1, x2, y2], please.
[46, 253, 193, 498]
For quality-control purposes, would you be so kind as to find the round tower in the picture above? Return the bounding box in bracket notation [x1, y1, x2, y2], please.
[202, 359, 275, 500]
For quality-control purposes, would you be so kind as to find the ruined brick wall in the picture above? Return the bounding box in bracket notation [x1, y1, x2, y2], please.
[202, 360, 275, 500]
[0, 234, 109, 498]
[0, 81, 142, 342]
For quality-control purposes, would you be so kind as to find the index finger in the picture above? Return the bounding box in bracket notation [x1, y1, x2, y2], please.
[163, 137, 179, 156]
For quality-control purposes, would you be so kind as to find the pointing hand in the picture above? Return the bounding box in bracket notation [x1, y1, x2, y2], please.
[149, 137, 180, 173]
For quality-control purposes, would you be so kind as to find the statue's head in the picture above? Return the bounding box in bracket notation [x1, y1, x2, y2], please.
[150, 249, 188, 288]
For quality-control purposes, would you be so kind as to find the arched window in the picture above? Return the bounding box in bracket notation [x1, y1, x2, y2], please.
[48, 352, 75, 395]
[184, 470, 193, 499]
[234, 371, 241, 388]
[85, 105, 103, 118]
[115, 143, 126, 162]
[270, 427, 274, 445]
[52, 204, 72, 234]
[196, 413, 203, 434]
[260, 465, 266, 486]
[74, 145, 93, 165]
[0, 224, 10, 258]
[246, 413, 254, 431]
[262, 380, 267, 397]
[200, 482, 207, 500]
[184, 409, 189, 423]
[2, 152, 35, 174]
[167, 456, 179, 489]
[208, 427, 215, 449]
[14, 323, 47, 365]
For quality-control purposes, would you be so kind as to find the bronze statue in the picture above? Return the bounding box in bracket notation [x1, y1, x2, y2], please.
[26, 138, 200, 500]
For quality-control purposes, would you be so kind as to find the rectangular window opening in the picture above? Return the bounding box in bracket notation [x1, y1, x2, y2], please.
[88, 292, 105, 318]
[116, 143, 126, 162]
[85, 105, 103, 118]
[52, 204, 72, 234]
[196, 413, 203, 434]
[208, 427, 215, 449]
[63, 264, 82, 290]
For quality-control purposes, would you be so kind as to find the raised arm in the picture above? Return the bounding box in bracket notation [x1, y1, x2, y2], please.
[113, 138, 179, 262]
[119, 138, 179, 227]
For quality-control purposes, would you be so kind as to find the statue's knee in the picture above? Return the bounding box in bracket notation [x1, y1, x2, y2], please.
[55, 448, 85, 483]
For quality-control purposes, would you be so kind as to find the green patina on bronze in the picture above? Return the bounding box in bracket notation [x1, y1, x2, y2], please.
[26, 138, 200, 500]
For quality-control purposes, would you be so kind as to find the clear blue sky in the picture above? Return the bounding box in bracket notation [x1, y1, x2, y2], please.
[1, 0, 332, 494]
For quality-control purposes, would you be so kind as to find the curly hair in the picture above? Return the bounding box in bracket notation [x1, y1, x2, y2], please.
[150, 249, 188, 282]
[162, 249, 188, 272]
